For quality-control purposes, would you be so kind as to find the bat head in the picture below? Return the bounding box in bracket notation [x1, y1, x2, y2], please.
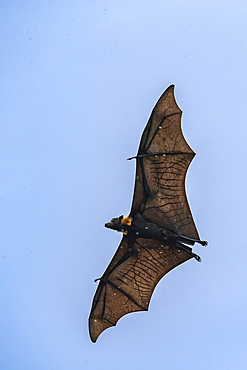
[105, 215, 125, 232]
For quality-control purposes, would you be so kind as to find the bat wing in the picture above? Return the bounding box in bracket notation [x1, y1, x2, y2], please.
[130, 85, 199, 239]
[89, 235, 192, 342]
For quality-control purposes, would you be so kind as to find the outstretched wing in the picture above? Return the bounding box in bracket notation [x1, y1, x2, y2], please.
[130, 85, 199, 239]
[89, 235, 192, 342]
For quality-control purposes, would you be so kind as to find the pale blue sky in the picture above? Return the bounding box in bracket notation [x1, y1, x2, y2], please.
[1, 1, 247, 369]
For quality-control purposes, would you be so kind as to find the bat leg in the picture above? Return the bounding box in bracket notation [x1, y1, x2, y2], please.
[178, 235, 207, 247]
[176, 241, 201, 262]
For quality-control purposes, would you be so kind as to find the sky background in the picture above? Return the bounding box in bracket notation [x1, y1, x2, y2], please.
[1, 1, 247, 369]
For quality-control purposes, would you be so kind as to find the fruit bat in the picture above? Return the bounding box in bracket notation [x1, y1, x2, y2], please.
[89, 85, 207, 342]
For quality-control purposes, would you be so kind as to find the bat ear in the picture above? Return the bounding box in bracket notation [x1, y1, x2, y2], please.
[119, 215, 124, 220]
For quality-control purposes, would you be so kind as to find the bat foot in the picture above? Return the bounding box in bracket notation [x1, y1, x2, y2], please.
[193, 253, 201, 262]
[176, 241, 201, 262]
[199, 240, 208, 246]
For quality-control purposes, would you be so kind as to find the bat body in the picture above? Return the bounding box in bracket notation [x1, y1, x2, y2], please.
[89, 85, 207, 342]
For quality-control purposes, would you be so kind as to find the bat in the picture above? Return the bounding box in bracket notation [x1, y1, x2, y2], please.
[88, 85, 207, 342]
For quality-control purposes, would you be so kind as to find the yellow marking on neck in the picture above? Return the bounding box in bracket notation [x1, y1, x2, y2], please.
[121, 216, 132, 226]
[118, 230, 128, 235]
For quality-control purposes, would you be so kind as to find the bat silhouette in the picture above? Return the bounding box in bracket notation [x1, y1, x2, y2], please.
[89, 85, 207, 342]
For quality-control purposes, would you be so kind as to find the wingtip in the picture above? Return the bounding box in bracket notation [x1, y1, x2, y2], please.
[89, 316, 116, 343]
[165, 84, 182, 113]
[89, 323, 99, 343]
[166, 84, 175, 92]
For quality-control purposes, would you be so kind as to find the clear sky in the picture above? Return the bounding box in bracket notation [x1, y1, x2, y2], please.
[1, 1, 247, 369]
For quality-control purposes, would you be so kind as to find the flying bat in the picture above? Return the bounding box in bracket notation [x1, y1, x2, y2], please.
[89, 85, 207, 342]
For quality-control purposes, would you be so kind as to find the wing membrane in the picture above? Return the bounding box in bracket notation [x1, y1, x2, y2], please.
[89, 236, 192, 342]
[130, 85, 199, 239]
